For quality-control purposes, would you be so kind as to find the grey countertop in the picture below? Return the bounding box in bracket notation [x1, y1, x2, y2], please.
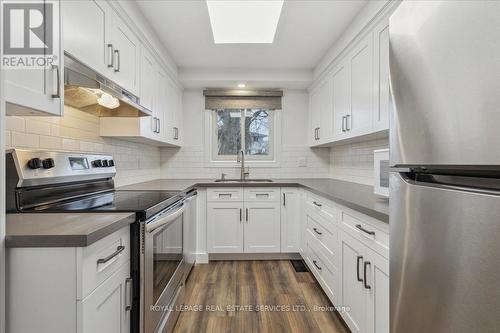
[119, 178, 389, 223]
[6, 213, 136, 248]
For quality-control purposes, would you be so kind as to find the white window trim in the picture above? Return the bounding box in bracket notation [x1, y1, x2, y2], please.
[204, 109, 282, 168]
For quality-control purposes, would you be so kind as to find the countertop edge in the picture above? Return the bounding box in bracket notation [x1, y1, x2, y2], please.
[6, 213, 136, 248]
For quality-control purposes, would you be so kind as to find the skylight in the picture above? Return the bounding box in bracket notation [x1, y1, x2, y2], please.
[206, 0, 284, 44]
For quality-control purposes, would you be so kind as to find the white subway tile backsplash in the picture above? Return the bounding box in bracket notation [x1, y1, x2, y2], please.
[6, 116, 25, 132]
[11, 132, 39, 148]
[329, 137, 389, 185]
[39, 135, 62, 150]
[25, 118, 52, 135]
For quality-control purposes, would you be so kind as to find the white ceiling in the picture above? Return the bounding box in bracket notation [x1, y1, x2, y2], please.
[136, 0, 367, 69]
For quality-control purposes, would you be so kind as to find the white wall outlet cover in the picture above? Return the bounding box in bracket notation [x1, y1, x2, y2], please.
[298, 157, 307, 167]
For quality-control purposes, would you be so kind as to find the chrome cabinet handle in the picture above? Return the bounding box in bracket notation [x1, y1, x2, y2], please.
[239, 208, 242, 222]
[346, 114, 351, 131]
[313, 227, 322, 235]
[342, 116, 346, 132]
[173, 127, 179, 140]
[157, 118, 161, 134]
[51, 65, 60, 98]
[246, 208, 249, 222]
[313, 260, 322, 271]
[283, 193, 286, 207]
[312, 201, 322, 207]
[364, 261, 371, 289]
[97, 245, 125, 264]
[107, 44, 114, 68]
[356, 256, 363, 282]
[356, 224, 375, 236]
[114, 50, 120, 72]
[125, 278, 133, 311]
[317, 127, 320, 140]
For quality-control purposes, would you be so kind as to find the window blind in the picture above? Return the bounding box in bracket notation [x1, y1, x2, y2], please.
[203, 89, 283, 110]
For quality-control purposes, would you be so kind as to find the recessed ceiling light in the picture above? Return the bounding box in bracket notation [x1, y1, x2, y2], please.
[206, 0, 284, 44]
[237, 83, 246, 88]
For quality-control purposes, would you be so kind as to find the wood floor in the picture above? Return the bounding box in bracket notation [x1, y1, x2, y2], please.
[173, 260, 349, 333]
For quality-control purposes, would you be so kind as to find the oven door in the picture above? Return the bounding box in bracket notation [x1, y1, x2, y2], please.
[143, 200, 185, 333]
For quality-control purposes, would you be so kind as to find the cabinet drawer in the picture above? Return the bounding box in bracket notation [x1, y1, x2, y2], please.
[306, 241, 338, 301]
[341, 210, 389, 258]
[80, 226, 130, 299]
[207, 188, 243, 202]
[306, 213, 338, 267]
[244, 187, 280, 202]
[305, 193, 338, 223]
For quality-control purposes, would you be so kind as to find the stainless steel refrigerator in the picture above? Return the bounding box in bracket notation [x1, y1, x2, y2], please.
[389, 1, 500, 333]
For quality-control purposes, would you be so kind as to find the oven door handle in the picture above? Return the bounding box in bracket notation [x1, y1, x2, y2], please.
[146, 201, 186, 233]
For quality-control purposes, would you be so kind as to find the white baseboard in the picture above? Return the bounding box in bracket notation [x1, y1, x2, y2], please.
[208, 252, 302, 261]
[195, 252, 209, 264]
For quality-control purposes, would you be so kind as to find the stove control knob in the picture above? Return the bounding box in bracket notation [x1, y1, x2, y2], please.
[92, 160, 103, 168]
[42, 158, 55, 169]
[27, 158, 42, 169]
[102, 160, 109, 167]
[108, 160, 115, 167]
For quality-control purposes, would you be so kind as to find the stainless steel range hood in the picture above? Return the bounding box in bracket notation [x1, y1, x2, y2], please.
[64, 53, 152, 117]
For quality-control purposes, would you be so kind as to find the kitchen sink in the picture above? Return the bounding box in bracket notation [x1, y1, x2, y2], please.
[214, 179, 273, 183]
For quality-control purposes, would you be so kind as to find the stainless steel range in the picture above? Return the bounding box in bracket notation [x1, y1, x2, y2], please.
[6, 149, 196, 333]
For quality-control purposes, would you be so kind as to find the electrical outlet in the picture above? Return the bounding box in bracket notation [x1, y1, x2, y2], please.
[298, 157, 307, 167]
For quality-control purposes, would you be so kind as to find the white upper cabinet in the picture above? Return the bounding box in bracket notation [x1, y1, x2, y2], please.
[62, 0, 112, 75]
[309, 77, 333, 144]
[110, 12, 140, 95]
[5, 0, 63, 116]
[139, 47, 156, 112]
[348, 33, 374, 137]
[332, 61, 350, 139]
[373, 19, 391, 132]
[309, 10, 392, 147]
[166, 78, 183, 144]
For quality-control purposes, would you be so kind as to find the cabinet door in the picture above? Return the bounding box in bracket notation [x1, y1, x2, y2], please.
[318, 76, 333, 143]
[62, 0, 111, 75]
[348, 34, 374, 136]
[340, 232, 367, 333]
[309, 87, 321, 145]
[79, 263, 131, 333]
[365, 247, 389, 333]
[207, 202, 243, 253]
[332, 61, 350, 138]
[139, 47, 156, 113]
[170, 82, 183, 144]
[5, 0, 63, 116]
[281, 188, 301, 252]
[244, 202, 281, 253]
[111, 14, 140, 95]
[373, 20, 390, 132]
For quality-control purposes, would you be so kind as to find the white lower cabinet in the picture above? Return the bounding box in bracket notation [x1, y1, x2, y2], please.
[207, 202, 244, 253]
[301, 191, 389, 333]
[78, 263, 131, 333]
[244, 202, 281, 253]
[339, 230, 390, 333]
[6, 226, 131, 333]
[281, 187, 301, 252]
[206, 187, 282, 254]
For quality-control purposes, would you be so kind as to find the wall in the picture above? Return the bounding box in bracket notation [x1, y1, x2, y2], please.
[5, 106, 161, 187]
[329, 137, 389, 186]
[160, 89, 331, 179]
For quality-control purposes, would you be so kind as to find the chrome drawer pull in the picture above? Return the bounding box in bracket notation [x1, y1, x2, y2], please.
[312, 201, 322, 207]
[125, 278, 133, 311]
[97, 245, 125, 264]
[312, 260, 322, 271]
[356, 224, 375, 236]
[313, 227, 322, 236]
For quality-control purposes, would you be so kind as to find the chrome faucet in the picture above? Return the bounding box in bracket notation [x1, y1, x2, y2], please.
[238, 150, 250, 181]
